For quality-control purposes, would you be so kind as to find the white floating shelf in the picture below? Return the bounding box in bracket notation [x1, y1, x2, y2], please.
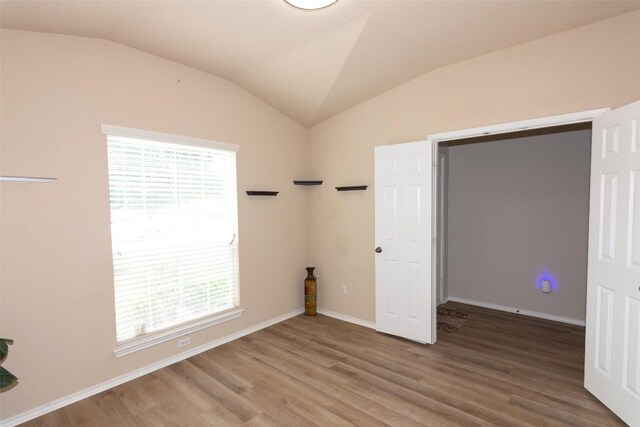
[0, 176, 58, 183]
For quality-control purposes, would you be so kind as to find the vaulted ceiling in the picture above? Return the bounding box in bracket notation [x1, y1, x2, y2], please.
[2, 0, 639, 127]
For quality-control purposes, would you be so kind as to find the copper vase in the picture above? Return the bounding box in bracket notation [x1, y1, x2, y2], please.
[304, 267, 317, 316]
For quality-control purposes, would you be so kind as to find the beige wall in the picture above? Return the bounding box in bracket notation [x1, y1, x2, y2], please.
[307, 10, 640, 323]
[3, 9, 640, 421]
[0, 30, 309, 419]
[446, 129, 591, 321]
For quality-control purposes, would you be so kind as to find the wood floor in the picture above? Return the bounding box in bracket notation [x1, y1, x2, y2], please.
[24, 302, 624, 426]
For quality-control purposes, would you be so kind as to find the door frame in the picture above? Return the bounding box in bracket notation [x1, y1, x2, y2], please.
[437, 151, 447, 305]
[426, 107, 610, 341]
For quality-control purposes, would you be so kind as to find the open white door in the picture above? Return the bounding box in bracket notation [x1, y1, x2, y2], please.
[586, 100, 640, 426]
[374, 140, 435, 344]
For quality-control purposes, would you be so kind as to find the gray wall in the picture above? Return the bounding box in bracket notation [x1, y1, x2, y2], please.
[446, 128, 591, 321]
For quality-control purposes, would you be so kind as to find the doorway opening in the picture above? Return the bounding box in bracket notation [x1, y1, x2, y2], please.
[436, 122, 593, 329]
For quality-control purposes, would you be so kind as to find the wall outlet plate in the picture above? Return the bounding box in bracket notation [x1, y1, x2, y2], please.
[341, 285, 347, 296]
[178, 337, 191, 348]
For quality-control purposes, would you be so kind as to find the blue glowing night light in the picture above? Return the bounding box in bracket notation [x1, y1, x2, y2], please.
[536, 273, 556, 292]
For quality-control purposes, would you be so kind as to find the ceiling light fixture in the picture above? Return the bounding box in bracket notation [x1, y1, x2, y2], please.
[284, 0, 338, 11]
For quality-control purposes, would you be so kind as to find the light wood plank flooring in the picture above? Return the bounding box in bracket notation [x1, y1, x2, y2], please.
[24, 302, 624, 426]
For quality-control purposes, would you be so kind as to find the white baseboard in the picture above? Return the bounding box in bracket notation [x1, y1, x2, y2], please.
[317, 307, 376, 329]
[438, 297, 449, 305]
[0, 308, 304, 427]
[447, 296, 585, 326]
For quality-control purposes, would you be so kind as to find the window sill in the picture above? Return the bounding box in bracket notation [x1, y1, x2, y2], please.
[113, 307, 245, 357]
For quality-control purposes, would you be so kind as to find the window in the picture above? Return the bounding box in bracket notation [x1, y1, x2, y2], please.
[102, 125, 241, 356]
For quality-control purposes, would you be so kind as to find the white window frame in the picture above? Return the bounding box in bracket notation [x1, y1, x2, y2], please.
[101, 124, 243, 357]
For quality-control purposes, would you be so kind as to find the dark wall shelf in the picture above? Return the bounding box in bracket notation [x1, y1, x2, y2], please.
[246, 191, 279, 196]
[336, 186, 367, 191]
[293, 180, 323, 186]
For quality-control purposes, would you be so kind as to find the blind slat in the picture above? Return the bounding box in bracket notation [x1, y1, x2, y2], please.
[107, 134, 239, 343]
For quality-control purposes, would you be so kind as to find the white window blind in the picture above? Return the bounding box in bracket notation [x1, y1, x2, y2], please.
[105, 132, 239, 344]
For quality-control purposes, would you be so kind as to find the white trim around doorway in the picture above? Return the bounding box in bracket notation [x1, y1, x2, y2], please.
[427, 107, 608, 335]
[428, 108, 609, 144]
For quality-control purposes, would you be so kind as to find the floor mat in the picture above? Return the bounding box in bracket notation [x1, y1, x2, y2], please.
[437, 307, 470, 333]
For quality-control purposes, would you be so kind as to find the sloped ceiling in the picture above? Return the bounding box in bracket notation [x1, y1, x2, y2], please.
[2, 0, 639, 127]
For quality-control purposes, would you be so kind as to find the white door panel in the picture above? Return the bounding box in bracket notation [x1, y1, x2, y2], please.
[586, 100, 640, 426]
[375, 141, 435, 344]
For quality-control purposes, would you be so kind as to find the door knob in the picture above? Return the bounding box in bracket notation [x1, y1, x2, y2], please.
[375, 247, 382, 253]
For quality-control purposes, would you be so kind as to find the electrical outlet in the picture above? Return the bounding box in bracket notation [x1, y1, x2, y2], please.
[178, 337, 191, 348]
[341, 285, 347, 296]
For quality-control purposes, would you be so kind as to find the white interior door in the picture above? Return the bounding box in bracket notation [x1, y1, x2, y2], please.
[374, 140, 435, 344]
[585, 100, 640, 426]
